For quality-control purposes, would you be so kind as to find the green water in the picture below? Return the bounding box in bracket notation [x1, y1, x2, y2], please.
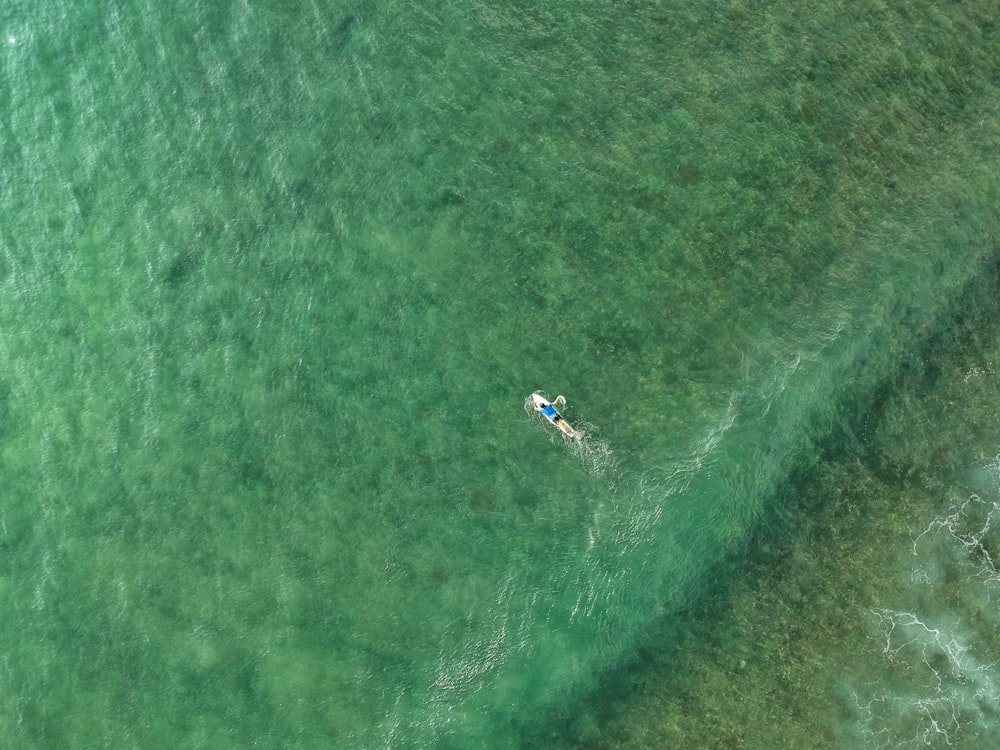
[1, 1, 998, 748]
[591, 266, 1000, 749]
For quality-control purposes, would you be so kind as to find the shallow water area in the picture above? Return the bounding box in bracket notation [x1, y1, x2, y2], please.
[1, 0, 999, 748]
[589, 276, 1000, 749]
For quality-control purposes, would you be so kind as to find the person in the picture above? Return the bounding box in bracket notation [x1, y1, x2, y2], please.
[533, 394, 576, 438]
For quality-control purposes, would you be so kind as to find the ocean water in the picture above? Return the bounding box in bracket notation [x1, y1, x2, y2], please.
[1, 1, 997, 748]
[594, 272, 1000, 749]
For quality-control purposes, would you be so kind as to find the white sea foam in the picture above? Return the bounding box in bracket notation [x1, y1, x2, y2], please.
[911, 491, 1000, 593]
[851, 466, 1000, 747]
[853, 608, 1000, 749]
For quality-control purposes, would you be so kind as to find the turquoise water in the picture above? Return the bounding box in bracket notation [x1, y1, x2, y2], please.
[594, 270, 1000, 748]
[1, 1, 998, 748]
